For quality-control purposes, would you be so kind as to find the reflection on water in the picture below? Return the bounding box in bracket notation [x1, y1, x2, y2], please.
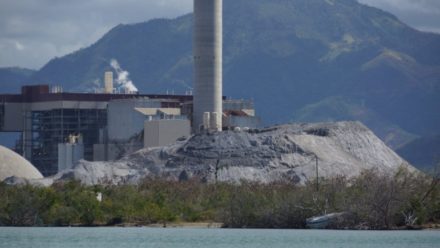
[0, 227, 439, 248]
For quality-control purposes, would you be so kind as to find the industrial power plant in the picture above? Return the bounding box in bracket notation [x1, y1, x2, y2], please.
[0, 82, 257, 177]
[0, 0, 261, 177]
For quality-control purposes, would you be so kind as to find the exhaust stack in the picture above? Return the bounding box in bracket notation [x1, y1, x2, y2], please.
[104, 71, 114, 94]
[193, 0, 223, 132]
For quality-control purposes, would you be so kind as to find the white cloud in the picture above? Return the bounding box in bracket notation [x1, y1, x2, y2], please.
[0, 0, 192, 69]
[14, 41, 24, 51]
[0, 0, 439, 69]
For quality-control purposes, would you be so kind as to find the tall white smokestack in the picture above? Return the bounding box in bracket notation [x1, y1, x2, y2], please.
[193, 0, 223, 132]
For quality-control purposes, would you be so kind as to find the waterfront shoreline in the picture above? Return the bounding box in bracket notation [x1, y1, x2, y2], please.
[5, 222, 439, 230]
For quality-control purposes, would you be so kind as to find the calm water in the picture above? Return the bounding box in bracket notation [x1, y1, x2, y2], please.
[0, 227, 439, 248]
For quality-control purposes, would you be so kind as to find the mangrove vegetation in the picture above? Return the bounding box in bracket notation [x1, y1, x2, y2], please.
[0, 167, 439, 229]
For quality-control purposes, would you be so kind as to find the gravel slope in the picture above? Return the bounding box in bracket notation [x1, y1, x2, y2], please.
[7, 121, 413, 186]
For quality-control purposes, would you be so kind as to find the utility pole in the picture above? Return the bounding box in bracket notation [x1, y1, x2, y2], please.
[315, 154, 319, 191]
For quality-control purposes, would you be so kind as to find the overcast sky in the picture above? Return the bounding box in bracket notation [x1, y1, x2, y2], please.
[0, 0, 439, 70]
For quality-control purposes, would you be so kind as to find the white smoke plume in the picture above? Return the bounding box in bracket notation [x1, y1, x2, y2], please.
[110, 59, 139, 93]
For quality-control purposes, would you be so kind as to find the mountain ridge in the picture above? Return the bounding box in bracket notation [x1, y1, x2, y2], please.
[0, 67, 36, 93]
[3, 0, 440, 165]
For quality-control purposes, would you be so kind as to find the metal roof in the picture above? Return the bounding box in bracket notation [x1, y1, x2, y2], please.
[134, 108, 181, 116]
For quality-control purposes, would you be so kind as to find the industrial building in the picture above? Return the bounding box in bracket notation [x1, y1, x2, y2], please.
[0, 0, 259, 177]
[0, 84, 258, 176]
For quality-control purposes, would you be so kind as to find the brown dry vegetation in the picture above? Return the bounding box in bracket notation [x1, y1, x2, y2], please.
[0, 167, 438, 229]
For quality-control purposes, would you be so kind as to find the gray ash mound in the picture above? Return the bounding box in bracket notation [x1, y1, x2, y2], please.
[35, 121, 413, 185]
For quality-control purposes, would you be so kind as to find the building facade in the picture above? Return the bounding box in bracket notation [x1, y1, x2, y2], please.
[0, 85, 257, 176]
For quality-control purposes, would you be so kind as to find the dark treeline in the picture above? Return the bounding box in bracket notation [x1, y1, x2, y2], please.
[0, 167, 439, 229]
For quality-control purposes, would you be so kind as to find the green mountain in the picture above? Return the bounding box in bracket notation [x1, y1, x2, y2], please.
[396, 135, 440, 171]
[28, 0, 440, 148]
[0, 67, 36, 93]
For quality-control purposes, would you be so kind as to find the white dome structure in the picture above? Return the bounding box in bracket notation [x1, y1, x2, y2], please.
[0, 145, 43, 181]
